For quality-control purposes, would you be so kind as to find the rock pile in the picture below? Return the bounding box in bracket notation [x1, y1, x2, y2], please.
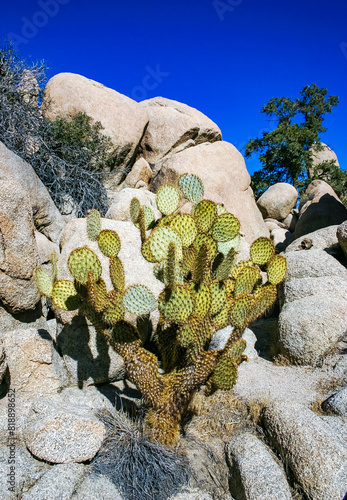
[0, 73, 346, 500]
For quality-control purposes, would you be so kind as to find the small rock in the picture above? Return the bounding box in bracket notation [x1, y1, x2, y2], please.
[123, 157, 152, 188]
[21, 463, 86, 500]
[72, 473, 123, 499]
[209, 327, 257, 360]
[24, 388, 110, 463]
[257, 183, 298, 221]
[270, 227, 294, 251]
[227, 432, 292, 500]
[322, 386, 347, 417]
[263, 401, 347, 500]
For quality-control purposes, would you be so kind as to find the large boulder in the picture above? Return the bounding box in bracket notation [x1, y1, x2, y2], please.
[43, 73, 149, 186]
[0, 141, 65, 244]
[138, 96, 222, 163]
[278, 249, 347, 365]
[295, 180, 347, 238]
[285, 225, 340, 254]
[150, 141, 269, 243]
[105, 187, 161, 222]
[0, 181, 40, 312]
[263, 401, 347, 500]
[24, 388, 111, 463]
[309, 142, 340, 177]
[256, 183, 298, 221]
[55, 217, 164, 386]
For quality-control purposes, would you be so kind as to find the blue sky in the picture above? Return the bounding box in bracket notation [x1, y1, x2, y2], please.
[1, 0, 346, 176]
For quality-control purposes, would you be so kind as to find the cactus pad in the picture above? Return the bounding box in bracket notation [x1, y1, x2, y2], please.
[141, 239, 157, 263]
[194, 200, 217, 232]
[123, 284, 157, 316]
[130, 197, 141, 225]
[97, 229, 121, 258]
[178, 173, 204, 203]
[35, 267, 53, 298]
[68, 246, 102, 284]
[267, 255, 287, 285]
[109, 256, 125, 292]
[169, 214, 197, 247]
[229, 294, 255, 328]
[149, 227, 183, 262]
[212, 355, 238, 390]
[87, 273, 108, 312]
[234, 266, 261, 296]
[156, 184, 180, 215]
[212, 213, 240, 242]
[158, 285, 194, 323]
[111, 320, 140, 344]
[218, 234, 241, 255]
[190, 283, 212, 319]
[194, 233, 217, 259]
[87, 209, 101, 241]
[210, 281, 227, 316]
[250, 237, 275, 266]
[52, 280, 80, 311]
[103, 291, 124, 325]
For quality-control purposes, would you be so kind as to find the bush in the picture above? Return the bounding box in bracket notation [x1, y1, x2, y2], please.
[0, 41, 113, 217]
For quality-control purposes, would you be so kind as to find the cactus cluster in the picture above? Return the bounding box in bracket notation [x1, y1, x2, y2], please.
[35, 173, 287, 447]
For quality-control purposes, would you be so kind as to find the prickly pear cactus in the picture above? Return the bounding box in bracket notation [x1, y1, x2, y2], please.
[35, 173, 286, 447]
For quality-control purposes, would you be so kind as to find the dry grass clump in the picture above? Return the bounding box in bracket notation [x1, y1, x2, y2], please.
[247, 397, 270, 426]
[185, 390, 248, 442]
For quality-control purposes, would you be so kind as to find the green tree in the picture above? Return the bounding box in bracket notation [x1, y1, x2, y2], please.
[245, 84, 340, 198]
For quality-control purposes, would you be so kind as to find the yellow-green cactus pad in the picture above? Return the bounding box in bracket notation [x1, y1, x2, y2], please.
[216, 203, 227, 216]
[250, 237, 275, 266]
[123, 284, 157, 316]
[149, 227, 183, 262]
[190, 283, 212, 319]
[213, 355, 238, 390]
[87, 209, 101, 241]
[130, 197, 141, 225]
[215, 247, 236, 281]
[52, 280, 80, 311]
[224, 278, 235, 297]
[158, 285, 194, 323]
[103, 290, 124, 325]
[109, 256, 125, 292]
[141, 239, 157, 263]
[178, 322, 196, 348]
[194, 233, 217, 259]
[87, 273, 108, 312]
[234, 266, 261, 297]
[194, 242, 211, 285]
[97, 229, 121, 258]
[169, 214, 197, 247]
[194, 200, 217, 232]
[213, 304, 230, 329]
[250, 284, 277, 322]
[182, 245, 197, 275]
[68, 246, 102, 284]
[267, 255, 287, 285]
[212, 213, 240, 242]
[217, 234, 241, 255]
[34, 267, 53, 298]
[231, 259, 254, 280]
[133, 206, 155, 231]
[210, 280, 227, 316]
[227, 338, 247, 363]
[178, 173, 204, 204]
[156, 184, 180, 216]
[229, 294, 255, 328]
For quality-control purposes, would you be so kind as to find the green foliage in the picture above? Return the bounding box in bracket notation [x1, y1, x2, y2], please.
[0, 41, 113, 217]
[35, 175, 287, 447]
[245, 84, 339, 197]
